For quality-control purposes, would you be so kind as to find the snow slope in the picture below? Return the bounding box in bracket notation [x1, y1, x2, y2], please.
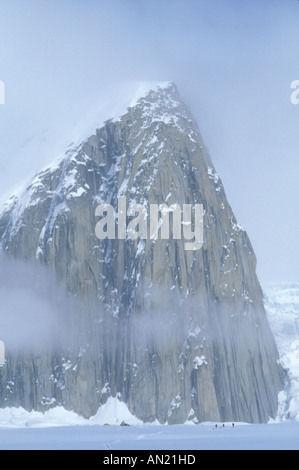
[0, 397, 142, 428]
[264, 283, 299, 422]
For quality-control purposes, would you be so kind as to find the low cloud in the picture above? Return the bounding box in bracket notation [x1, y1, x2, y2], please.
[0, 257, 81, 353]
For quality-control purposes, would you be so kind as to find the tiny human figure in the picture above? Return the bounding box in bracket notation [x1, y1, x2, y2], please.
[222, 424, 225, 427]
[232, 423, 235, 428]
[215, 424, 218, 429]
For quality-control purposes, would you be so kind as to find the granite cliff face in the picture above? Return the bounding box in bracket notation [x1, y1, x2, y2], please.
[0, 82, 284, 423]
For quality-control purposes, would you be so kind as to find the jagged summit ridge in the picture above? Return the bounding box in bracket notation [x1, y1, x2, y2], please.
[0, 82, 284, 424]
[0, 82, 208, 252]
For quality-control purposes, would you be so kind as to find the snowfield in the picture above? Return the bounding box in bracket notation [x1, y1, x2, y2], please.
[0, 283, 298, 450]
[0, 421, 298, 450]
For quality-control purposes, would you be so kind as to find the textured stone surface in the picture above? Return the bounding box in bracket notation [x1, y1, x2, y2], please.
[0, 83, 284, 423]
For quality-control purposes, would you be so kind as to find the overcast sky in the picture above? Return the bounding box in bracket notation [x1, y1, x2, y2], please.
[0, 0, 298, 284]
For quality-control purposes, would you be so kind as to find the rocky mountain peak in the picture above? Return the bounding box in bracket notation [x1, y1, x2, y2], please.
[0, 82, 284, 424]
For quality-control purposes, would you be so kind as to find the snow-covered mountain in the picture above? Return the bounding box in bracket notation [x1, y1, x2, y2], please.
[0, 82, 283, 424]
[264, 283, 299, 422]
